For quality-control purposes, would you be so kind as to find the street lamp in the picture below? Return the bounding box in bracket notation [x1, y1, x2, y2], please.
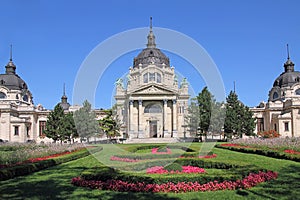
[182, 124, 187, 139]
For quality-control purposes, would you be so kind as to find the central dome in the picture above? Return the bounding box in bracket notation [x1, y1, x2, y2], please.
[133, 48, 170, 68]
[133, 18, 170, 68]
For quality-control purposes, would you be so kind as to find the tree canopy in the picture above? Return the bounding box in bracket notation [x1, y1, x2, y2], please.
[224, 91, 255, 138]
[99, 109, 120, 139]
[73, 100, 100, 142]
[44, 104, 77, 143]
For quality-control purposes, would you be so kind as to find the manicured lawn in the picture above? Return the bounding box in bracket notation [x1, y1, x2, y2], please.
[0, 143, 299, 199]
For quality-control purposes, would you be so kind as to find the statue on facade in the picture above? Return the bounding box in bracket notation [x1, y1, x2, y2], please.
[115, 78, 124, 89]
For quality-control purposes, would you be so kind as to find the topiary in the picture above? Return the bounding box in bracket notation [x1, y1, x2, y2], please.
[157, 146, 168, 152]
[164, 163, 182, 172]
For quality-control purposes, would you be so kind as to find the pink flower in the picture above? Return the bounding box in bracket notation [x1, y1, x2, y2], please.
[151, 148, 172, 154]
[71, 171, 278, 193]
[146, 165, 206, 174]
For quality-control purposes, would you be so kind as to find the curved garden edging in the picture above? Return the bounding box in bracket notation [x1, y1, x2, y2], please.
[216, 144, 300, 162]
[0, 146, 102, 181]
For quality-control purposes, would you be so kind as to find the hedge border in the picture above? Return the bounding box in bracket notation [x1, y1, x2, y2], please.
[0, 146, 102, 181]
[80, 158, 263, 185]
[216, 145, 300, 162]
[126, 144, 196, 153]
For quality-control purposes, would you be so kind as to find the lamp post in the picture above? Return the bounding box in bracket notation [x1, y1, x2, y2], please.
[181, 124, 187, 139]
[120, 124, 127, 144]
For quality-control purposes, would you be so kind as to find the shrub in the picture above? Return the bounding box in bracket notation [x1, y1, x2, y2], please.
[258, 130, 280, 138]
[164, 163, 183, 172]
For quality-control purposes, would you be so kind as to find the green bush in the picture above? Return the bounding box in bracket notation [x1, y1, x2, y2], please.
[80, 157, 263, 185]
[125, 144, 196, 153]
[157, 146, 168, 152]
[164, 163, 182, 172]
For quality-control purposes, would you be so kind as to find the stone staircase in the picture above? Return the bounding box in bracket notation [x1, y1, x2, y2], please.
[125, 137, 181, 144]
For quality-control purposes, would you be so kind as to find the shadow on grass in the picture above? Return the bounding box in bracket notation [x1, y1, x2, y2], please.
[242, 163, 300, 199]
[93, 191, 181, 200]
[0, 164, 180, 200]
[0, 165, 87, 200]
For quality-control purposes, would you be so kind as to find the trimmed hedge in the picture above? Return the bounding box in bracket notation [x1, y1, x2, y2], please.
[216, 145, 300, 162]
[80, 157, 264, 185]
[0, 146, 102, 181]
[126, 144, 195, 153]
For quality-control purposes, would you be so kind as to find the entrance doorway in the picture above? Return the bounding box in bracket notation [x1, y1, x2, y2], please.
[149, 121, 158, 138]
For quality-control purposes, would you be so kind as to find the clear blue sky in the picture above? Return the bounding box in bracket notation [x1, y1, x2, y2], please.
[0, 0, 299, 109]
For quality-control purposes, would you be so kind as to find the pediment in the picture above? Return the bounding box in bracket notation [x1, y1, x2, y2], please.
[130, 85, 177, 95]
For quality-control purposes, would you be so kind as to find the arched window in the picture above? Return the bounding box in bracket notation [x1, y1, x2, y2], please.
[143, 72, 162, 83]
[149, 73, 155, 81]
[0, 92, 6, 99]
[273, 92, 279, 100]
[23, 95, 28, 102]
[295, 89, 300, 95]
[144, 104, 162, 113]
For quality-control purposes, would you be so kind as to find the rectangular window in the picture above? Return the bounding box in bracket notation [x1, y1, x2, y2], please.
[26, 126, 30, 137]
[143, 73, 148, 83]
[14, 126, 19, 136]
[284, 122, 289, 131]
[257, 118, 264, 132]
[149, 73, 155, 81]
[39, 121, 47, 136]
[156, 73, 161, 83]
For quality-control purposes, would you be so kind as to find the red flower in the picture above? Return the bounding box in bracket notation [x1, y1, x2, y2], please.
[284, 149, 300, 155]
[71, 171, 278, 193]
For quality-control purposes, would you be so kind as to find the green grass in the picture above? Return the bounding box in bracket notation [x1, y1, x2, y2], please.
[0, 143, 299, 199]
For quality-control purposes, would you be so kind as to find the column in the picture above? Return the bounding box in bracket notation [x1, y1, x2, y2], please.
[138, 99, 143, 138]
[163, 99, 168, 137]
[172, 99, 178, 137]
[129, 100, 134, 138]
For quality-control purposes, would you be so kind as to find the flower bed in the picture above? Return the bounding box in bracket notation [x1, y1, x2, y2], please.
[152, 147, 172, 154]
[126, 144, 195, 153]
[0, 148, 83, 169]
[284, 149, 300, 155]
[0, 143, 85, 166]
[232, 137, 300, 152]
[217, 140, 300, 162]
[0, 146, 102, 181]
[71, 170, 278, 193]
[146, 165, 206, 174]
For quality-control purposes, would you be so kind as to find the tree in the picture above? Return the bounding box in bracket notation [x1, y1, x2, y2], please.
[185, 98, 200, 136]
[241, 105, 256, 137]
[61, 112, 77, 143]
[44, 104, 65, 142]
[209, 101, 225, 136]
[224, 91, 255, 139]
[99, 109, 120, 139]
[197, 87, 212, 135]
[73, 100, 100, 143]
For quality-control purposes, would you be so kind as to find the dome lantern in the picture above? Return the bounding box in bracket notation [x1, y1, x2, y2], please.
[284, 44, 295, 73]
